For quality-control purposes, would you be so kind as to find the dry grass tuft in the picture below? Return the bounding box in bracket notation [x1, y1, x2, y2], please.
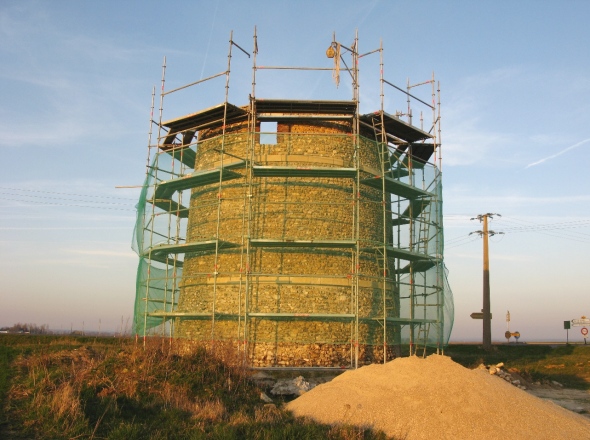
[227, 409, 251, 426]
[254, 403, 285, 423]
[192, 398, 226, 422]
[49, 382, 81, 420]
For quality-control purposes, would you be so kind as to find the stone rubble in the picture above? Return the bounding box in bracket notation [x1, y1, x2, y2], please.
[478, 361, 567, 392]
[260, 391, 274, 403]
[270, 375, 313, 396]
[478, 362, 530, 390]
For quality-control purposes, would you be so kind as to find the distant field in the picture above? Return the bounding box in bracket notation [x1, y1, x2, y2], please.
[2, 335, 590, 439]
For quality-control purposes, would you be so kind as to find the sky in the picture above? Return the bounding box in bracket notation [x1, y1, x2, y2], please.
[1, 0, 589, 342]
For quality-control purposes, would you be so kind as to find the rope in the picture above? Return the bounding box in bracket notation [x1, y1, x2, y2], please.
[332, 43, 341, 88]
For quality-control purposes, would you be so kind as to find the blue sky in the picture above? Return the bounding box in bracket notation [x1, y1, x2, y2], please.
[1, 0, 589, 341]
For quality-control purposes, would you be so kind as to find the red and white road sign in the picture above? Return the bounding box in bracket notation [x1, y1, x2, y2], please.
[582, 327, 588, 337]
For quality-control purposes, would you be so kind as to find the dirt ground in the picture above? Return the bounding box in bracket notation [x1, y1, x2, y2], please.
[497, 368, 590, 417]
[526, 384, 590, 419]
[527, 386, 590, 416]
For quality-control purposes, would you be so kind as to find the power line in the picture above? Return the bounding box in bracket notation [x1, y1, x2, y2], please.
[445, 235, 480, 249]
[444, 215, 590, 246]
[445, 232, 477, 243]
[0, 191, 133, 206]
[0, 186, 136, 201]
[501, 216, 590, 243]
[0, 197, 135, 212]
[501, 217, 590, 233]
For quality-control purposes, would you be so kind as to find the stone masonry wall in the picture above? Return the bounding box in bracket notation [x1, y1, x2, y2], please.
[176, 119, 398, 366]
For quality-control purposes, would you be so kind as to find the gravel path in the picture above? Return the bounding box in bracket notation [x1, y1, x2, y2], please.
[286, 355, 590, 439]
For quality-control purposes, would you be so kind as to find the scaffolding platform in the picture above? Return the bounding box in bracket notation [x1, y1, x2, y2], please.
[250, 239, 356, 249]
[154, 161, 245, 200]
[384, 245, 433, 262]
[407, 143, 435, 164]
[397, 259, 439, 274]
[145, 240, 238, 263]
[385, 317, 437, 325]
[147, 312, 237, 320]
[360, 175, 432, 199]
[150, 198, 189, 218]
[159, 144, 197, 168]
[248, 312, 356, 321]
[364, 245, 434, 263]
[360, 112, 433, 143]
[162, 103, 249, 136]
[252, 166, 357, 178]
[148, 254, 184, 267]
[255, 99, 356, 120]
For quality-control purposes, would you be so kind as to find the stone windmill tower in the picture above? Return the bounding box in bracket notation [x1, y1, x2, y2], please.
[132, 31, 453, 368]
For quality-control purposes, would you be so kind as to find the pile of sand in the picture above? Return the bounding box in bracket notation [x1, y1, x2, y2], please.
[286, 355, 590, 439]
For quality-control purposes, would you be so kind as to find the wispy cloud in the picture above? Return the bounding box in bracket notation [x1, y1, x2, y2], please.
[0, 3, 162, 150]
[443, 66, 590, 169]
[356, 0, 381, 29]
[199, 0, 220, 80]
[443, 68, 522, 167]
[525, 137, 590, 168]
[443, 126, 511, 167]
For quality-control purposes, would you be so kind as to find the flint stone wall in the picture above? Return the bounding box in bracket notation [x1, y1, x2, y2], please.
[176, 119, 398, 366]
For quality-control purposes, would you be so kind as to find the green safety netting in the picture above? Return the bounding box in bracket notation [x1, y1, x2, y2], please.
[132, 154, 186, 335]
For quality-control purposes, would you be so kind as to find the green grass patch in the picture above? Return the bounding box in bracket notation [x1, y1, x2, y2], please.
[0, 344, 17, 434]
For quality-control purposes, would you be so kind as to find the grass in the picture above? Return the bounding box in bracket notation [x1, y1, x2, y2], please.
[0, 343, 18, 435]
[0, 335, 388, 439]
[3, 336, 590, 439]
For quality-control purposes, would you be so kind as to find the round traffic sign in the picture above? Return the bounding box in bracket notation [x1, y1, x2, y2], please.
[582, 327, 588, 337]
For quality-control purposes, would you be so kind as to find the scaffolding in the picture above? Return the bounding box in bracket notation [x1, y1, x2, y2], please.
[132, 30, 454, 368]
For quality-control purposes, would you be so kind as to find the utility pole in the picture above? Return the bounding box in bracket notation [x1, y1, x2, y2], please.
[470, 213, 503, 351]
